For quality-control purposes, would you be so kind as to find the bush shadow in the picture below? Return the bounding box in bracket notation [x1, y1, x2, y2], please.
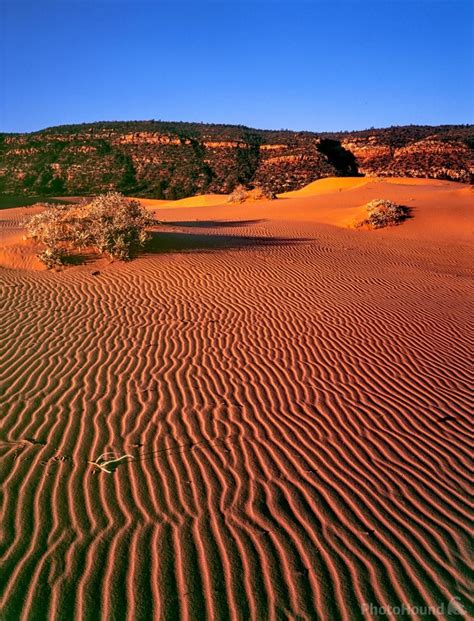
[161, 219, 264, 229]
[62, 253, 88, 266]
[146, 229, 310, 254]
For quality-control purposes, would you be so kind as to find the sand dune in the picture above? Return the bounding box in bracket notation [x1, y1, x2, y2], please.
[0, 178, 472, 619]
[279, 175, 372, 197]
[138, 194, 228, 210]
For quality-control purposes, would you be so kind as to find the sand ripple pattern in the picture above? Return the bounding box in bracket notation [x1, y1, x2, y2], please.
[0, 215, 472, 620]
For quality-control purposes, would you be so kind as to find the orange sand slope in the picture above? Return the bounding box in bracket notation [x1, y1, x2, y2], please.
[143, 176, 472, 235]
[0, 178, 472, 619]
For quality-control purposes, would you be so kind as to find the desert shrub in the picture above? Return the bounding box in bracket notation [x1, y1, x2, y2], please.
[26, 204, 77, 248]
[227, 184, 276, 203]
[356, 199, 409, 229]
[84, 192, 154, 259]
[249, 185, 277, 201]
[37, 247, 68, 269]
[227, 184, 248, 203]
[24, 192, 154, 267]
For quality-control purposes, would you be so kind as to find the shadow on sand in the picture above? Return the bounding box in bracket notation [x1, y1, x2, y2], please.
[146, 225, 310, 255]
[161, 219, 265, 229]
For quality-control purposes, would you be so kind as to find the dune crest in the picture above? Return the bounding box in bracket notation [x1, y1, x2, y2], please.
[279, 176, 371, 197]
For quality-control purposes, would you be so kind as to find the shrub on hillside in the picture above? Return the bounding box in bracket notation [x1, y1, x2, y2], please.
[356, 199, 409, 229]
[227, 184, 276, 204]
[25, 192, 154, 267]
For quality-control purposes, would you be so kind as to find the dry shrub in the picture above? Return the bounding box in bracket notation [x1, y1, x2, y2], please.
[37, 247, 68, 269]
[250, 186, 276, 201]
[356, 199, 409, 229]
[84, 193, 154, 260]
[25, 192, 154, 267]
[25, 204, 76, 248]
[227, 184, 248, 204]
[227, 184, 276, 204]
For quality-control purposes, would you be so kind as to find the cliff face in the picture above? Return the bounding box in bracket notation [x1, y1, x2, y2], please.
[341, 135, 473, 183]
[0, 122, 472, 198]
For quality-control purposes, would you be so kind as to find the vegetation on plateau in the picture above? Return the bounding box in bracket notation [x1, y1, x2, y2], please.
[2, 122, 471, 202]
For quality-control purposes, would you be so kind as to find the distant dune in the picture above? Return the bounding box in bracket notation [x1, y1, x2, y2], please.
[279, 176, 372, 196]
[0, 178, 471, 619]
[139, 194, 228, 209]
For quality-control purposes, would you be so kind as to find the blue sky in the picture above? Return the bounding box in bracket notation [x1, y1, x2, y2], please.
[1, 0, 473, 133]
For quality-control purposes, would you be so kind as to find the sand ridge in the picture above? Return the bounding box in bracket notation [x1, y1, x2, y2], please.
[0, 178, 472, 619]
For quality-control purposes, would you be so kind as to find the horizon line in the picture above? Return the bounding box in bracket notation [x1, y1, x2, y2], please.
[2, 118, 473, 136]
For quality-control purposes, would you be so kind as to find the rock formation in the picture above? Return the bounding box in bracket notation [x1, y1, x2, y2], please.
[0, 122, 472, 198]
